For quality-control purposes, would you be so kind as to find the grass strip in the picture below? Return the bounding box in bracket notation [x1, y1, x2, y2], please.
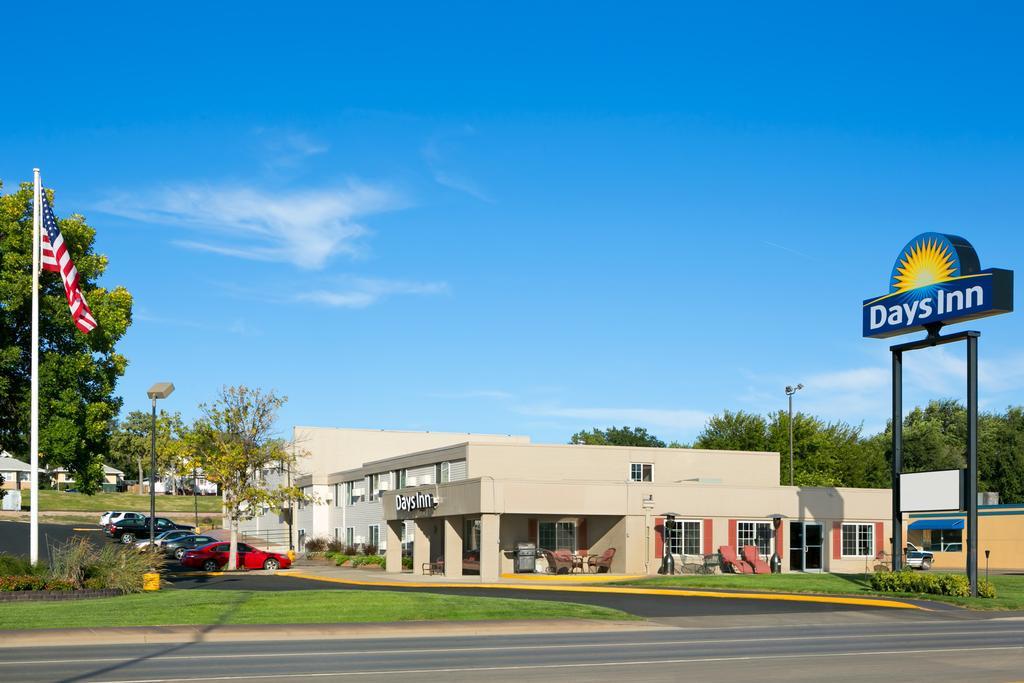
[615, 573, 1024, 610]
[0, 589, 637, 630]
[18, 491, 222, 514]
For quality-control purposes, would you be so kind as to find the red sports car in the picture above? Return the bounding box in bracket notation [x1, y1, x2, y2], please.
[181, 541, 291, 571]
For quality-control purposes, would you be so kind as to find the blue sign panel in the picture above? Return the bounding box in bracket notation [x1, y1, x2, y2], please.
[863, 233, 1013, 339]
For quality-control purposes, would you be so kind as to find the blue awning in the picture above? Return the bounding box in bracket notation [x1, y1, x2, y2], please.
[909, 519, 964, 531]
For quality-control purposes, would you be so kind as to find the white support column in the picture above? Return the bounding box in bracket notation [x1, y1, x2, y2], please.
[385, 520, 403, 573]
[479, 513, 500, 582]
[29, 168, 41, 565]
[413, 518, 431, 575]
[444, 517, 463, 578]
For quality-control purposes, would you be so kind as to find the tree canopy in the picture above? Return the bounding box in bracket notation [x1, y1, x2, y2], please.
[576, 399, 1024, 502]
[570, 426, 666, 448]
[0, 181, 133, 493]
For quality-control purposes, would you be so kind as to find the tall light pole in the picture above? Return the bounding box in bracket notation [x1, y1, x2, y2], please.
[785, 384, 804, 486]
[146, 382, 175, 546]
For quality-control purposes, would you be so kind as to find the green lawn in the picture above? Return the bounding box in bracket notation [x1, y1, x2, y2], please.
[617, 572, 1024, 610]
[21, 490, 222, 514]
[0, 589, 636, 630]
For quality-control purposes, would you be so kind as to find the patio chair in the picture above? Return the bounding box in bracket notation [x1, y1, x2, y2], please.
[718, 545, 753, 574]
[740, 545, 771, 574]
[586, 547, 616, 573]
[422, 557, 444, 576]
[541, 549, 574, 574]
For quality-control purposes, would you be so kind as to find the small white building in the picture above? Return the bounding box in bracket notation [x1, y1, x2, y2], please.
[0, 452, 31, 490]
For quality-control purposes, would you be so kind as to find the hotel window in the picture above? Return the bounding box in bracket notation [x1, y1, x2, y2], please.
[345, 527, 354, 546]
[434, 461, 451, 483]
[925, 529, 963, 552]
[345, 481, 363, 505]
[667, 519, 702, 556]
[737, 521, 773, 559]
[464, 519, 482, 552]
[394, 469, 407, 489]
[629, 463, 653, 482]
[538, 521, 576, 552]
[368, 474, 382, 501]
[368, 524, 380, 549]
[841, 523, 874, 557]
[333, 484, 342, 507]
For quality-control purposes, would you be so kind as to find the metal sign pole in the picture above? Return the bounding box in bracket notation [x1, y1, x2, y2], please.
[890, 329, 980, 594]
[966, 335, 979, 596]
[891, 349, 903, 571]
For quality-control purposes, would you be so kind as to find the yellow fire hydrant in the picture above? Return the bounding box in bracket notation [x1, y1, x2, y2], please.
[143, 573, 161, 591]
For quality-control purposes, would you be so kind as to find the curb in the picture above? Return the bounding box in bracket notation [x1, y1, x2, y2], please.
[280, 571, 926, 611]
[0, 618, 659, 647]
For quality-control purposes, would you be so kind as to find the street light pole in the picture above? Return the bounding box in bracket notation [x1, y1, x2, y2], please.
[146, 383, 175, 547]
[785, 384, 804, 486]
[193, 466, 199, 531]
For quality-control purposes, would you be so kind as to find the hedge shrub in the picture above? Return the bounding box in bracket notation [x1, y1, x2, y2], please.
[352, 555, 385, 568]
[870, 569, 995, 598]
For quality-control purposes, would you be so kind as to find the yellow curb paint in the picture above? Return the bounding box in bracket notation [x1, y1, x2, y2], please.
[498, 573, 646, 582]
[72, 528, 104, 532]
[282, 571, 924, 611]
[166, 571, 226, 578]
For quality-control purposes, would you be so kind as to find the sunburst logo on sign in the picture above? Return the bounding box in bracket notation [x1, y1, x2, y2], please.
[891, 237, 957, 294]
[863, 232, 1012, 339]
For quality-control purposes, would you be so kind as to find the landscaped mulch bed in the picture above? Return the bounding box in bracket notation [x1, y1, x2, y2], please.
[0, 589, 125, 602]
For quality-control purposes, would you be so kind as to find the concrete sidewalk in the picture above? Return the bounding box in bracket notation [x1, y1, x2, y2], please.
[0, 618, 661, 648]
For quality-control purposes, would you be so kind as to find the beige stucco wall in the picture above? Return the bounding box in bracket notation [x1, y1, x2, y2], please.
[905, 512, 1024, 570]
[465, 443, 780, 487]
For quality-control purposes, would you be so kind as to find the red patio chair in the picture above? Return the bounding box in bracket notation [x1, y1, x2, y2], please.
[719, 545, 753, 574]
[740, 545, 771, 574]
[586, 547, 616, 573]
[541, 549, 574, 574]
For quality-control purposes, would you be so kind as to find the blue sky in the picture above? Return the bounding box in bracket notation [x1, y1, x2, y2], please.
[3, 4, 1024, 444]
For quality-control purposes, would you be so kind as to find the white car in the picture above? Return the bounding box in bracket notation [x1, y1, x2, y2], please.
[134, 529, 194, 550]
[99, 511, 145, 527]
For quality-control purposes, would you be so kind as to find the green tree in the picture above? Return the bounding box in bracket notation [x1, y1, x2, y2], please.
[109, 410, 188, 491]
[0, 181, 133, 493]
[190, 386, 307, 570]
[570, 426, 666, 447]
[693, 410, 768, 452]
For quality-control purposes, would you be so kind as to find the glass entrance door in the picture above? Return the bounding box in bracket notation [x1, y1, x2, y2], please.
[804, 523, 823, 571]
[789, 522, 824, 572]
[789, 522, 804, 571]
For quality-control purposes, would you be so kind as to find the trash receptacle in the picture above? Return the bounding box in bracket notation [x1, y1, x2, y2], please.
[515, 542, 537, 573]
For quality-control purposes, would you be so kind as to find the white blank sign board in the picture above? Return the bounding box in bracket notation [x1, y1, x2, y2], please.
[900, 469, 964, 512]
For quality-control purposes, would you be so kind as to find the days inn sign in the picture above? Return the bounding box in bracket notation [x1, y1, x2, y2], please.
[863, 233, 1013, 339]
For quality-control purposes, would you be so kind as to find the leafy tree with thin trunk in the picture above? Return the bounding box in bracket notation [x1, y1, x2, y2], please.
[189, 385, 307, 570]
[0, 181, 133, 492]
[109, 410, 187, 492]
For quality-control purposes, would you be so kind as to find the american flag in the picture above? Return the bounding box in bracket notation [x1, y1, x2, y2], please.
[40, 192, 97, 333]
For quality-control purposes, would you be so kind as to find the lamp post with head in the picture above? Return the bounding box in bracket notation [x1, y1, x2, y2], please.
[784, 384, 804, 486]
[146, 382, 175, 547]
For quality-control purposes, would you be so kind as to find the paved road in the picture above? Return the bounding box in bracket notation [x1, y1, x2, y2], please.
[3, 619, 1022, 682]
[164, 572, 945, 621]
[0, 520, 102, 561]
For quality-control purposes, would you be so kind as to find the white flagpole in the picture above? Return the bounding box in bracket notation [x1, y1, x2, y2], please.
[30, 168, 41, 565]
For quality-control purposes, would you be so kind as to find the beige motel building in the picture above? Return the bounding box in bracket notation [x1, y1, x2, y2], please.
[242, 427, 913, 580]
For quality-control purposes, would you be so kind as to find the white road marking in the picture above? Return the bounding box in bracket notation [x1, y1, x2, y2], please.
[84, 645, 1024, 682]
[0, 629, 1015, 666]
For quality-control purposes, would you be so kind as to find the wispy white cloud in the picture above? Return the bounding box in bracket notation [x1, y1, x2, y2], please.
[97, 182, 402, 269]
[254, 128, 329, 169]
[134, 310, 260, 336]
[422, 128, 492, 202]
[520, 405, 710, 433]
[296, 277, 449, 309]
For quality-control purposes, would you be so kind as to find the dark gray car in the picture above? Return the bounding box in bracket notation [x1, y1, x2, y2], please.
[164, 534, 219, 561]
